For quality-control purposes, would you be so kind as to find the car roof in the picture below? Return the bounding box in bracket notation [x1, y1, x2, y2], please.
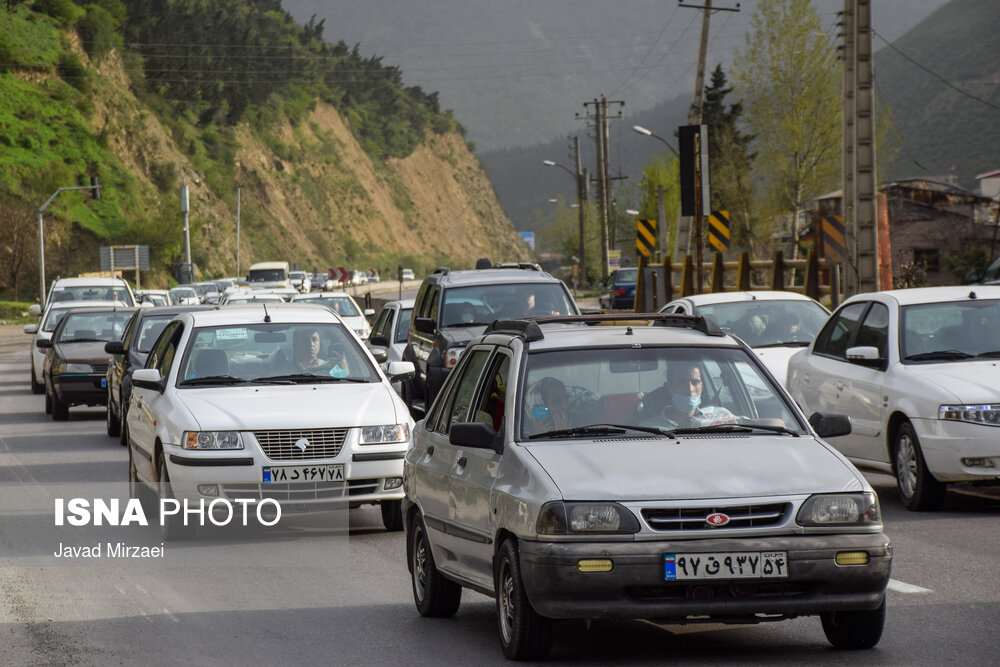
[134, 305, 211, 318]
[45, 299, 124, 312]
[181, 303, 343, 326]
[51, 277, 131, 287]
[844, 285, 1000, 307]
[293, 292, 359, 300]
[425, 268, 563, 287]
[668, 290, 825, 306]
[57, 305, 136, 315]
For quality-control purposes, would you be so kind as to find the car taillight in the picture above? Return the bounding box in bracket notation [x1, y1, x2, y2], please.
[614, 288, 626, 296]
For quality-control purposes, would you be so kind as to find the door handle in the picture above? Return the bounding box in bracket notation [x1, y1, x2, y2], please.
[426, 445, 434, 456]
[456, 456, 467, 467]
[836, 381, 845, 391]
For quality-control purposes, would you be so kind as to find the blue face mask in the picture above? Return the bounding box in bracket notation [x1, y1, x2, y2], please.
[330, 365, 348, 378]
[671, 392, 701, 413]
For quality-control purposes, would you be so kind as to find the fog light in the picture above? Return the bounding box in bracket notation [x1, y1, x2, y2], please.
[835, 551, 869, 566]
[384, 477, 403, 491]
[197, 484, 220, 497]
[577, 559, 613, 573]
[962, 457, 996, 468]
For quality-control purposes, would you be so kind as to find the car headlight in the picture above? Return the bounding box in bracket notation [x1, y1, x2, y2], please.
[939, 404, 1000, 426]
[796, 493, 881, 527]
[360, 424, 409, 445]
[183, 431, 244, 450]
[445, 347, 464, 368]
[55, 362, 93, 375]
[536, 501, 640, 535]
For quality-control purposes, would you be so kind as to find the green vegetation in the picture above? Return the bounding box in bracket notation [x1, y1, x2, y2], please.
[0, 301, 37, 325]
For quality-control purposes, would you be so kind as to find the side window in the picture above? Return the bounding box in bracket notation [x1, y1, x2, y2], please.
[427, 288, 441, 326]
[372, 309, 391, 339]
[673, 305, 687, 315]
[813, 302, 868, 360]
[473, 354, 511, 432]
[145, 322, 181, 370]
[855, 302, 889, 359]
[413, 283, 430, 322]
[442, 348, 492, 432]
[121, 312, 139, 350]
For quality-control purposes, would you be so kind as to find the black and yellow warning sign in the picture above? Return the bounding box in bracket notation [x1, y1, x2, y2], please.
[707, 210, 731, 252]
[636, 218, 657, 257]
[822, 215, 847, 263]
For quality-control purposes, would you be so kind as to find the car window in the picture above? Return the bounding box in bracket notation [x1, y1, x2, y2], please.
[49, 285, 133, 305]
[427, 288, 441, 324]
[372, 308, 392, 339]
[55, 311, 133, 343]
[813, 302, 868, 360]
[901, 298, 1000, 359]
[854, 302, 889, 359]
[42, 308, 71, 332]
[692, 300, 829, 346]
[294, 296, 361, 317]
[146, 321, 182, 370]
[473, 353, 511, 431]
[439, 282, 575, 326]
[121, 311, 139, 350]
[438, 348, 492, 433]
[136, 317, 173, 353]
[395, 308, 412, 344]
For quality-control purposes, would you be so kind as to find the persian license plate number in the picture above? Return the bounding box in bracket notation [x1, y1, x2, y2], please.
[664, 551, 787, 580]
[262, 464, 344, 483]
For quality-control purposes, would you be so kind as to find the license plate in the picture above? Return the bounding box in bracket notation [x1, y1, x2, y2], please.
[664, 551, 787, 580]
[101, 377, 107, 388]
[262, 464, 344, 483]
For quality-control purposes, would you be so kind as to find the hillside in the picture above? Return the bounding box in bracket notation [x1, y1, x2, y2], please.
[0, 2, 530, 300]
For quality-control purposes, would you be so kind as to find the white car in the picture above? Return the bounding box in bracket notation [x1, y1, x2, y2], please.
[221, 292, 286, 305]
[289, 271, 312, 293]
[401, 268, 415, 281]
[292, 292, 375, 339]
[658, 291, 830, 387]
[126, 304, 416, 539]
[44, 276, 135, 308]
[786, 285, 1000, 511]
[366, 299, 414, 391]
[169, 286, 200, 305]
[135, 289, 171, 307]
[25, 299, 124, 394]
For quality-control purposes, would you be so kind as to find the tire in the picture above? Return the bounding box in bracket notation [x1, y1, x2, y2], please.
[381, 499, 404, 532]
[30, 362, 44, 394]
[494, 538, 552, 661]
[409, 514, 461, 617]
[157, 452, 193, 540]
[893, 421, 946, 511]
[52, 392, 69, 421]
[821, 598, 886, 649]
[106, 387, 120, 437]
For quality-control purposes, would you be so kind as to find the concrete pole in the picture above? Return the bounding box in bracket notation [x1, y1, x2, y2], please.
[37, 210, 45, 306]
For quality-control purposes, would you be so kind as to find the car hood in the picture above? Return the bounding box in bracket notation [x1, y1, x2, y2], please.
[899, 361, 1000, 402]
[438, 325, 487, 344]
[751, 346, 809, 387]
[523, 436, 863, 501]
[54, 342, 113, 365]
[177, 382, 401, 431]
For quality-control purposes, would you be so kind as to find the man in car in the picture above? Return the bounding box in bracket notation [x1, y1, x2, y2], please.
[634, 362, 739, 428]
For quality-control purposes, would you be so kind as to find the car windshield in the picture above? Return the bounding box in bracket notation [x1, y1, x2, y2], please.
[519, 346, 803, 441]
[56, 311, 132, 343]
[615, 268, 638, 283]
[295, 296, 361, 317]
[136, 317, 172, 353]
[171, 288, 197, 298]
[440, 283, 575, 327]
[248, 269, 286, 282]
[901, 299, 1000, 360]
[42, 308, 72, 332]
[49, 285, 132, 306]
[177, 322, 378, 385]
[680, 300, 829, 347]
[395, 308, 413, 343]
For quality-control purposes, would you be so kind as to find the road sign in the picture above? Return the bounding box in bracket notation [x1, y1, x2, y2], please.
[707, 210, 731, 252]
[100, 245, 150, 271]
[636, 219, 657, 257]
[822, 215, 847, 263]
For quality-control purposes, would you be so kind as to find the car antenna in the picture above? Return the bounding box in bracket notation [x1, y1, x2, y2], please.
[262, 302, 271, 323]
[969, 291, 977, 300]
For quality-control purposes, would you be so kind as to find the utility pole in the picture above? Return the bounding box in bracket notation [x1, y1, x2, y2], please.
[37, 180, 101, 306]
[235, 183, 244, 278]
[573, 136, 587, 287]
[580, 96, 623, 280]
[841, 0, 879, 294]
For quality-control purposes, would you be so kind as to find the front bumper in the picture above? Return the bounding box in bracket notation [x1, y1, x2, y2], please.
[517, 533, 891, 620]
[52, 374, 106, 405]
[914, 417, 1000, 483]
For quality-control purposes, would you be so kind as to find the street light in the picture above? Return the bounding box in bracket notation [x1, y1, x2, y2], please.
[632, 125, 679, 157]
[544, 158, 587, 286]
[235, 183, 244, 278]
[36, 179, 101, 306]
[179, 167, 200, 283]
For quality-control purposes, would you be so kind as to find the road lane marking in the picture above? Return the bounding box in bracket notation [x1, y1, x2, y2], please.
[888, 579, 932, 594]
[162, 608, 180, 623]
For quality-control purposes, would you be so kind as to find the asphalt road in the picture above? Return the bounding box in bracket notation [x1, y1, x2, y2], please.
[1, 325, 999, 665]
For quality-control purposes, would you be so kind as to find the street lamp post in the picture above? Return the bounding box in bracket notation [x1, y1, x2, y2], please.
[544, 153, 587, 287]
[179, 168, 200, 283]
[632, 125, 679, 157]
[634, 125, 680, 265]
[36, 179, 101, 306]
[235, 183, 244, 278]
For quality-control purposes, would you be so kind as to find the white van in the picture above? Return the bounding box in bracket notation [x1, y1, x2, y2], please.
[247, 261, 291, 290]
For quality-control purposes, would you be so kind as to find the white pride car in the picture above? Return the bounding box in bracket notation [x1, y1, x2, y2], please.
[786, 286, 1000, 511]
[126, 304, 416, 538]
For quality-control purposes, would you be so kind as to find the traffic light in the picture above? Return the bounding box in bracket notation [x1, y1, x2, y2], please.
[398, 264, 403, 282]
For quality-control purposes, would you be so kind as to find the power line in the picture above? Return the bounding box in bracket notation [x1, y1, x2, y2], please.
[609, 4, 684, 98]
[872, 70, 930, 174]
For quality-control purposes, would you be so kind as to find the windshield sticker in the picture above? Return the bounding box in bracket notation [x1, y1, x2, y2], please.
[214, 328, 247, 341]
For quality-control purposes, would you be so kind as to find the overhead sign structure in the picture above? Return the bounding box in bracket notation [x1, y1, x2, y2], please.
[707, 210, 731, 252]
[636, 219, 657, 257]
[822, 215, 848, 264]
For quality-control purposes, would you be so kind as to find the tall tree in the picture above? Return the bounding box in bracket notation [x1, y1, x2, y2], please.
[732, 0, 840, 255]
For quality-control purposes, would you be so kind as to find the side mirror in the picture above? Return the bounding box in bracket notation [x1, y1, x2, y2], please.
[24, 324, 38, 334]
[105, 340, 125, 355]
[846, 346, 886, 369]
[36, 338, 53, 349]
[364, 308, 375, 317]
[132, 368, 166, 393]
[414, 317, 436, 335]
[387, 361, 415, 383]
[809, 412, 852, 439]
[371, 348, 388, 364]
[368, 334, 390, 348]
[29, 304, 42, 316]
[449, 421, 503, 454]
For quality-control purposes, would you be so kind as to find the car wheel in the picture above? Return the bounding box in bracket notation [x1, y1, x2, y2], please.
[380, 499, 403, 532]
[893, 421, 946, 511]
[821, 598, 886, 649]
[157, 452, 193, 540]
[106, 387, 120, 437]
[128, 439, 155, 517]
[494, 537, 552, 661]
[409, 513, 461, 617]
[51, 391, 69, 421]
[30, 363, 44, 394]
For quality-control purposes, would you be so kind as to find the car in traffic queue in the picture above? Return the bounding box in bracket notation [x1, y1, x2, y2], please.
[401, 268, 416, 281]
[43, 275, 135, 308]
[125, 304, 416, 539]
[169, 286, 200, 305]
[404, 262, 579, 415]
[39, 305, 136, 421]
[786, 285, 1000, 511]
[366, 299, 415, 391]
[291, 291, 375, 339]
[135, 289, 171, 307]
[600, 266, 639, 310]
[105, 305, 210, 444]
[404, 314, 891, 660]
[657, 291, 831, 387]
[220, 291, 286, 306]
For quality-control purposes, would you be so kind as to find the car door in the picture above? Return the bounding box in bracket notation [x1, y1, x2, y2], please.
[839, 301, 891, 464]
[128, 321, 183, 483]
[110, 311, 139, 410]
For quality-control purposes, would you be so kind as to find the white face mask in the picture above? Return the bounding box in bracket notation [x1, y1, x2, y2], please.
[330, 365, 348, 378]
[671, 392, 701, 413]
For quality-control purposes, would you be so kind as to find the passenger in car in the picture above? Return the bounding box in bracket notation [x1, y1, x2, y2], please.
[528, 377, 571, 432]
[633, 362, 739, 428]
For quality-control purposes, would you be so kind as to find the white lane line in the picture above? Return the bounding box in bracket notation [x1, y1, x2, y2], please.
[888, 579, 933, 594]
[162, 608, 180, 623]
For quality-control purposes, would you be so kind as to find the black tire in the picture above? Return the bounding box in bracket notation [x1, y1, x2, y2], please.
[821, 598, 886, 649]
[381, 499, 404, 532]
[157, 452, 193, 540]
[106, 388, 120, 437]
[893, 421, 946, 511]
[30, 363, 44, 394]
[494, 538, 552, 661]
[52, 392, 69, 421]
[409, 514, 461, 617]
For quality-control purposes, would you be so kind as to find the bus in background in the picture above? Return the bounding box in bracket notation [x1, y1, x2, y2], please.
[247, 261, 291, 290]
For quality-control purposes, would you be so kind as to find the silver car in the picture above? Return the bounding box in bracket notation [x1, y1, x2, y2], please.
[404, 314, 891, 660]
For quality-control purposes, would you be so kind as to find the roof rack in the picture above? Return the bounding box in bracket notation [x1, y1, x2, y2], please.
[482, 319, 544, 342]
[491, 262, 542, 271]
[527, 313, 726, 336]
[433, 267, 450, 275]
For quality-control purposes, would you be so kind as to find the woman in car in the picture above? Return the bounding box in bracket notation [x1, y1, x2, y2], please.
[633, 362, 740, 428]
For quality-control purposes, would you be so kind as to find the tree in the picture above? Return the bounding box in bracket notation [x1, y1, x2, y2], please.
[635, 155, 680, 261]
[732, 0, 841, 256]
[0, 200, 37, 301]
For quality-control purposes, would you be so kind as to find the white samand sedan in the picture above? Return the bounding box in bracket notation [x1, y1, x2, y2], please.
[291, 292, 375, 339]
[786, 285, 1000, 510]
[126, 303, 416, 538]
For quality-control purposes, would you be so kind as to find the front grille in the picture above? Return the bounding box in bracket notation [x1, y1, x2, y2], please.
[642, 503, 789, 532]
[253, 428, 349, 460]
[91, 364, 109, 374]
[222, 478, 379, 502]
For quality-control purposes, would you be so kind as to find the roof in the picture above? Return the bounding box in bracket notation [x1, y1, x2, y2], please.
[44, 299, 125, 312]
[427, 267, 562, 287]
[847, 285, 1000, 307]
[51, 277, 131, 288]
[293, 292, 359, 300]
[666, 291, 823, 307]
[183, 303, 342, 326]
[975, 169, 1000, 180]
[487, 320, 742, 353]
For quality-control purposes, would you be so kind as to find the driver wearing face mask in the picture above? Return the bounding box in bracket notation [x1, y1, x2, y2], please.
[632, 361, 740, 428]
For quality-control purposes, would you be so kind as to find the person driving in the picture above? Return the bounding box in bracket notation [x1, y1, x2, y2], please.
[292, 327, 326, 371]
[633, 361, 739, 428]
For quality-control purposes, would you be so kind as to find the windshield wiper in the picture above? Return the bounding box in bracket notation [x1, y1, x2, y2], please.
[252, 373, 369, 384]
[739, 422, 801, 436]
[904, 350, 973, 361]
[528, 423, 674, 440]
[754, 341, 810, 348]
[179, 375, 248, 386]
[976, 350, 1000, 358]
